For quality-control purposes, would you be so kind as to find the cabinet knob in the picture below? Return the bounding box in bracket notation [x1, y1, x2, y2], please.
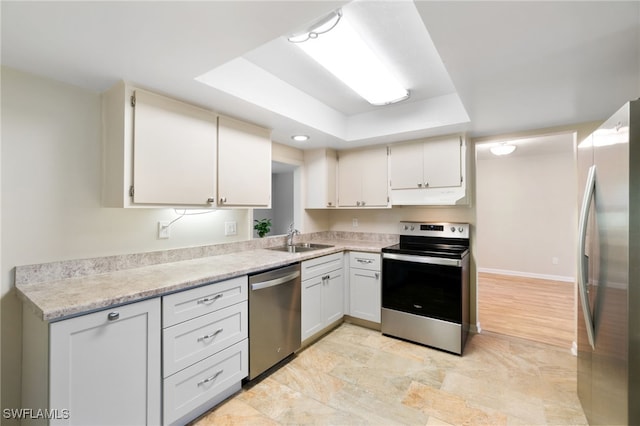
[207, 198, 214, 204]
[417, 183, 423, 188]
[375, 272, 380, 280]
[361, 201, 366, 206]
[356, 201, 361, 207]
[327, 202, 332, 206]
[425, 182, 429, 187]
[107, 312, 120, 321]
[219, 197, 227, 204]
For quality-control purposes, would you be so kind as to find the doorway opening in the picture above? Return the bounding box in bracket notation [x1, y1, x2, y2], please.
[253, 161, 301, 238]
[475, 132, 577, 349]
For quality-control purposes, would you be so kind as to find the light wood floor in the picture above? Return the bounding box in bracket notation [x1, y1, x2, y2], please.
[478, 272, 575, 349]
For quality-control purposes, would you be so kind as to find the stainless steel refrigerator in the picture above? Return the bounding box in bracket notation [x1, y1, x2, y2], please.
[577, 100, 639, 425]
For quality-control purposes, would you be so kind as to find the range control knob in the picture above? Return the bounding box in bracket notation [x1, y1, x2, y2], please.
[450, 226, 456, 233]
[403, 225, 409, 230]
[458, 227, 464, 233]
[410, 225, 415, 231]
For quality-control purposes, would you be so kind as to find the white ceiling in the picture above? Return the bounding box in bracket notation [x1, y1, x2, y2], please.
[2, 1, 639, 151]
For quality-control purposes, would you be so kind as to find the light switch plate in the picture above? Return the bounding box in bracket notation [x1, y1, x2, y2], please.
[158, 221, 170, 239]
[225, 221, 237, 236]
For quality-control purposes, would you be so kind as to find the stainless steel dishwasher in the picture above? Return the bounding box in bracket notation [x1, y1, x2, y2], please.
[248, 263, 301, 380]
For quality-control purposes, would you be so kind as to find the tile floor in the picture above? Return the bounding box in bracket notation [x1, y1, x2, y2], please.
[193, 323, 587, 425]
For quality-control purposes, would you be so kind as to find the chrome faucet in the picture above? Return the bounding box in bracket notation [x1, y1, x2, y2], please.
[287, 223, 300, 246]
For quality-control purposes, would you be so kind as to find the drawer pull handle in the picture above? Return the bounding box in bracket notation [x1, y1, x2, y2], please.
[357, 259, 374, 264]
[197, 328, 223, 342]
[197, 369, 223, 386]
[197, 294, 223, 304]
[107, 312, 120, 321]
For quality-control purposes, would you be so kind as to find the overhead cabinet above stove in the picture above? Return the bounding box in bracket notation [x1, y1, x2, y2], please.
[389, 135, 469, 206]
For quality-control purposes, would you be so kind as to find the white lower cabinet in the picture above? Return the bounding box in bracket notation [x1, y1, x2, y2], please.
[161, 276, 248, 426]
[22, 298, 162, 426]
[348, 252, 381, 323]
[301, 253, 344, 342]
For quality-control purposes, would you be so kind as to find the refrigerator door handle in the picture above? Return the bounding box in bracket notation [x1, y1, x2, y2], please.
[578, 164, 596, 350]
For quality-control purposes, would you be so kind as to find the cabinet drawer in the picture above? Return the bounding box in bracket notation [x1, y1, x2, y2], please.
[163, 339, 248, 426]
[163, 276, 248, 327]
[163, 302, 247, 377]
[349, 252, 380, 271]
[301, 252, 343, 281]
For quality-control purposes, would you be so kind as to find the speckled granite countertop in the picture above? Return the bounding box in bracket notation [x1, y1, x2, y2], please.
[16, 236, 394, 322]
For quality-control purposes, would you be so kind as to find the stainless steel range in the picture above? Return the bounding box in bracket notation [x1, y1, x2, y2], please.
[381, 222, 470, 355]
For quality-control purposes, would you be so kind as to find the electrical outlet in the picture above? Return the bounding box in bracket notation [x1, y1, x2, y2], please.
[225, 221, 237, 236]
[352, 218, 358, 227]
[158, 221, 170, 239]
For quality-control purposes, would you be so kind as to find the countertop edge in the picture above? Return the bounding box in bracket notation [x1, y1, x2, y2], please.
[16, 241, 386, 322]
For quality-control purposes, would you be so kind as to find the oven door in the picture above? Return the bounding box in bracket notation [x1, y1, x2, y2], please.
[382, 253, 463, 324]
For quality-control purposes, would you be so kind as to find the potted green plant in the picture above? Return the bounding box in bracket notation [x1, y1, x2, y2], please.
[253, 218, 272, 238]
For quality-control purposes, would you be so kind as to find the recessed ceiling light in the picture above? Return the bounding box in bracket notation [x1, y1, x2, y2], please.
[292, 135, 310, 142]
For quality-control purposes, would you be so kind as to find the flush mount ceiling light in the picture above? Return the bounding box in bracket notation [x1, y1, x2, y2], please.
[490, 143, 517, 156]
[291, 135, 310, 142]
[288, 9, 409, 106]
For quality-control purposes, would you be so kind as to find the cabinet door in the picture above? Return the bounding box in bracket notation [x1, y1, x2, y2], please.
[337, 150, 362, 207]
[133, 89, 217, 206]
[389, 143, 423, 190]
[360, 146, 389, 207]
[218, 116, 271, 207]
[323, 271, 344, 324]
[50, 298, 161, 426]
[301, 276, 324, 341]
[305, 149, 337, 208]
[349, 269, 381, 323]
[423, 137, 462, 188]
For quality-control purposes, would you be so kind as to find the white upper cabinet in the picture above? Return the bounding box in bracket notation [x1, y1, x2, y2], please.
[217, 115, 271, 207]
[389, 135, 469, 206]
[133, 90, 218, 206]
[390, 136, 461, 190]
[337, 146, 389, 208]
[304, 148, 337, 208]
[102, 82, 217, 208]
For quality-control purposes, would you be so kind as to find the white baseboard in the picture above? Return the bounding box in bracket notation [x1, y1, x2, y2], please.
[478, 267, 574, 283]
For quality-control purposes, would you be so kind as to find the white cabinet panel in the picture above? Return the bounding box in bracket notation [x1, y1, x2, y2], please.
[337, 146, 389, 208]
[388, 142, 423, 190]
[301, 254, 344, 342]
[423, 137, 461, 188]
[163, 340, 248, 426]
[348, 252, 381, 323]
[163, 303, 247, 377]
[49, 298, 161, 426]
[301, 275, 324, 340]
[102, 81, 218, 208]
[217, 115, 271, 207]
[390, 136, 461, 190]
[133, 89, 217, 205]
[305, 148, 337, 208]
[163, 276, 248, 328]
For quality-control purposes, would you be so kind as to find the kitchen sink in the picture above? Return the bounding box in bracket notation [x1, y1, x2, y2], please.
[267, 243, 334, 253]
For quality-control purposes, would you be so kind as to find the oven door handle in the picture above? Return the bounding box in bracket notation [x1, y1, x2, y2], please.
[382, 252, 462, 267]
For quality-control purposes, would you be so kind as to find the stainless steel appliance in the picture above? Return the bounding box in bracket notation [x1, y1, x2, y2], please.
[381, 222, 470, 355]
[247, 263, 301, 380]
[577, 101, 639, 424]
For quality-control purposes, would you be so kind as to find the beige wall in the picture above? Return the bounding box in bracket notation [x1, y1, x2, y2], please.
[0, 68, 249, 416]
[476, 142, 576, 279]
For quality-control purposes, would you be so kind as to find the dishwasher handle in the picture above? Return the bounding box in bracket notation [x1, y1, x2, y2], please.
[251, 270, 300, 291]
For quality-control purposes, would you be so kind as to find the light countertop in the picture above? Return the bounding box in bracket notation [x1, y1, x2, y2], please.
[16, 238, 390, 322]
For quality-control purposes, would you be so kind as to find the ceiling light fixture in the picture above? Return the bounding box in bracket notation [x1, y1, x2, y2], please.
[490, 143, 517, 156]
[288, 9, 409, 106]
[291, 135, 310, 142]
